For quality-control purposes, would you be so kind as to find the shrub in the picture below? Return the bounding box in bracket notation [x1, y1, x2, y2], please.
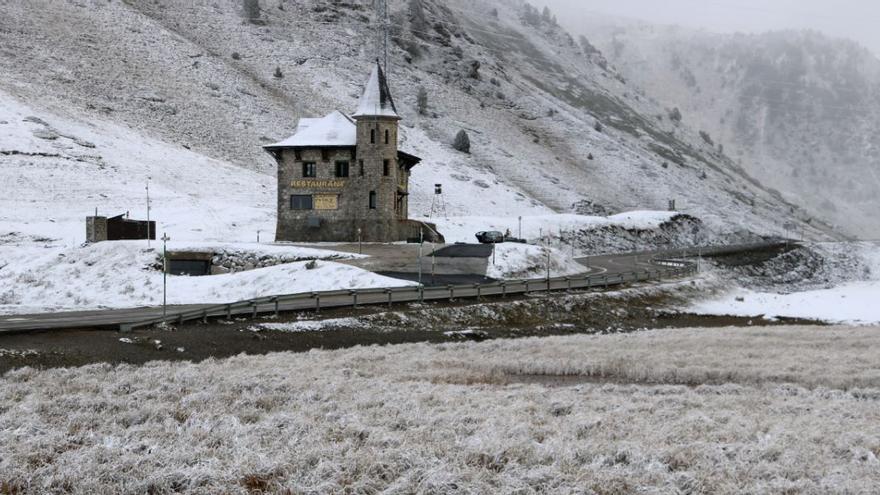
[699, 130, 714, 146]
[417, 87, 428, 115]
[453, 130, 471, 153]
[242, 0, 261, 23]
[668, 107, 682, 122]
[273, 66, 283, 79]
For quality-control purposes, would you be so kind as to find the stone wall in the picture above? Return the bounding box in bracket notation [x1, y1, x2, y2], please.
[274, 116, 413, 243]
[86, 216, 108, 243]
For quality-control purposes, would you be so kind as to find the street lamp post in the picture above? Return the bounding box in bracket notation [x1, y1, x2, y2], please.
[162, 233, 170, 318]
[357, 227, 362, 255]
[418, 228, 424, 285]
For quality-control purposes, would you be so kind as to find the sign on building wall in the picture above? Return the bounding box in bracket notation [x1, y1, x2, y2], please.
[292, 180, 345, 189]
[313, 194, 339, 210]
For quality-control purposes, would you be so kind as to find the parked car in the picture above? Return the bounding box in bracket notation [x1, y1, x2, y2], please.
[475, 231, 505, 244]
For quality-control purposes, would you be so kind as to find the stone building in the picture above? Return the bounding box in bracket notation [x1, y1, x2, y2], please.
[265, 62, 436, 243]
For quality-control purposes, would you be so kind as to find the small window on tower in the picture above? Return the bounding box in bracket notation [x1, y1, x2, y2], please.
[335, 161, 350, 178]
[359, 160, 364, 177]
[370, 129, 376, 144]
[369, 191, 377, 209]
[383, 159, 390, 176]
[302, 162, 316, 178]
[385, 129, 390, 144]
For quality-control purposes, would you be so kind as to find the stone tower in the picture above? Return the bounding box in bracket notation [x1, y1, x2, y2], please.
[351, 62, 405, 241]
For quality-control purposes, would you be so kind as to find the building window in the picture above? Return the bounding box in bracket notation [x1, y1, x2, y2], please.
[370, 129, 376, 144]
[359, 160, 364, 177]
[335, 161, 350, 178]
[291, 195, 313, 210]
[302, 162, 316, 178]
[383, 159, 390, 176]
[369, 191, 377, 209]
[385, 129, 390, 144]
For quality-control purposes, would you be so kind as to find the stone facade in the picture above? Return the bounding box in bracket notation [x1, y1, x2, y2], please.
[267, 63, 426, 243]
[86, 216, 108, 243]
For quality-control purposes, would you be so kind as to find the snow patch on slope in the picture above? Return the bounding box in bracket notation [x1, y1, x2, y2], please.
[0, 242, 410, 315]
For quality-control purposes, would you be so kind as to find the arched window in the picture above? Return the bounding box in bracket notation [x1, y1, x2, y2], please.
[385, 129, 390, 144]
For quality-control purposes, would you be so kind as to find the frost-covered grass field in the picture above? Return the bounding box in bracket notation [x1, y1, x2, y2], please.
[2, 325, 879, 494]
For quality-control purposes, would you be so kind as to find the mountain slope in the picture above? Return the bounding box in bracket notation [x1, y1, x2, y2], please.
[0, 0, 838, 245]
[574, 19, 880, 237]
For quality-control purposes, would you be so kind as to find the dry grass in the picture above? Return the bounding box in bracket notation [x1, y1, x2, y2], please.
[1, 325, 879, 493]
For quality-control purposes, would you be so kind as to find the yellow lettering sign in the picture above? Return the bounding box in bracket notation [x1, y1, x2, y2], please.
[291, 179, 345, 189]
[313, 194, 339, 210]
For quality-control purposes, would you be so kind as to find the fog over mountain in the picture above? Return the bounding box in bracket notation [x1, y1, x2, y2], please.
[540, 0, 880, 56]
[541, 1, 880, 237]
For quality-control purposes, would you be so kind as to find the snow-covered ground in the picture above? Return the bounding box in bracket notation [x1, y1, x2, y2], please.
[486, 243, 585, 279]
[427, 211, 679, 243]
[0, 242, 410, 315]
[691, 282, 880, 325]
[690, 243, 880, 325]
[2, 325, 878, 493]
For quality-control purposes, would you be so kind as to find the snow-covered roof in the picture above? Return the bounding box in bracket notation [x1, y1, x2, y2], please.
[264, 110, 357, 149]
[352, 62, 399, 119]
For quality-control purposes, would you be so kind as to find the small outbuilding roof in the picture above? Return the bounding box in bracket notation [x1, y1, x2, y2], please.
[264, 110, 357, 149]
[352, 62, 399, 119]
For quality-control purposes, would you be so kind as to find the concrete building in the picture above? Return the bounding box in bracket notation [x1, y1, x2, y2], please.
[265, 62, 437, 243]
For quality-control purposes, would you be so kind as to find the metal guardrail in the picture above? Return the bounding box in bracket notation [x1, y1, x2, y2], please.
[119, 255, 698, 332]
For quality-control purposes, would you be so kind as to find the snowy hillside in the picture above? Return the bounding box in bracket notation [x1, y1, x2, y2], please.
[0, 0, 840, 249]
[572, 19, 880, 238]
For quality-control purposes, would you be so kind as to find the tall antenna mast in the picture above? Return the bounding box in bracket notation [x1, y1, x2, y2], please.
[375, 0, 389, 76]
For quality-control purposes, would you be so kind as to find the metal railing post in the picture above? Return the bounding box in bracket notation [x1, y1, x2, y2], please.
[448, 285, 455, 302]
[226, 304, 232, 320]
[351, 290, 358, 309]
[475, 283, 481, 301]
[202, 310, 208, 324]
[273, 297, 279, 317]
[314, 293, 320, 314]
[252, 302, 258, 319]
[418, 286, 424, 303]
[501, 282, 507, 298]
[386, 289, 393, 309]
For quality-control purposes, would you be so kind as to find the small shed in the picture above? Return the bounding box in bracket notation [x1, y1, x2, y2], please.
[86, 214, 156, 243]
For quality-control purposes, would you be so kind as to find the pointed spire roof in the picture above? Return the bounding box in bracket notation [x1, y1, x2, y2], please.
[352, 61, 400, 119]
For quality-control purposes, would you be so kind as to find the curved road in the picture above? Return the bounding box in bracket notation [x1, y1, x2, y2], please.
[0, 242, 788, 334]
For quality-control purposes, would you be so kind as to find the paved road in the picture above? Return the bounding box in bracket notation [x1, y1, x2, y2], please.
[0, 242, 789, 334]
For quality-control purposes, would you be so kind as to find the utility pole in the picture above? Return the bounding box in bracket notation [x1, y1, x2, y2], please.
[418, 228, 424, 285]
[162, 233, 170, 318]
[146, 177, 152, 248]
[518, 216, 522, 239]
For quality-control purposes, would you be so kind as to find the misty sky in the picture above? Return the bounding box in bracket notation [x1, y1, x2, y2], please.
[539, 0, 880, 56]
